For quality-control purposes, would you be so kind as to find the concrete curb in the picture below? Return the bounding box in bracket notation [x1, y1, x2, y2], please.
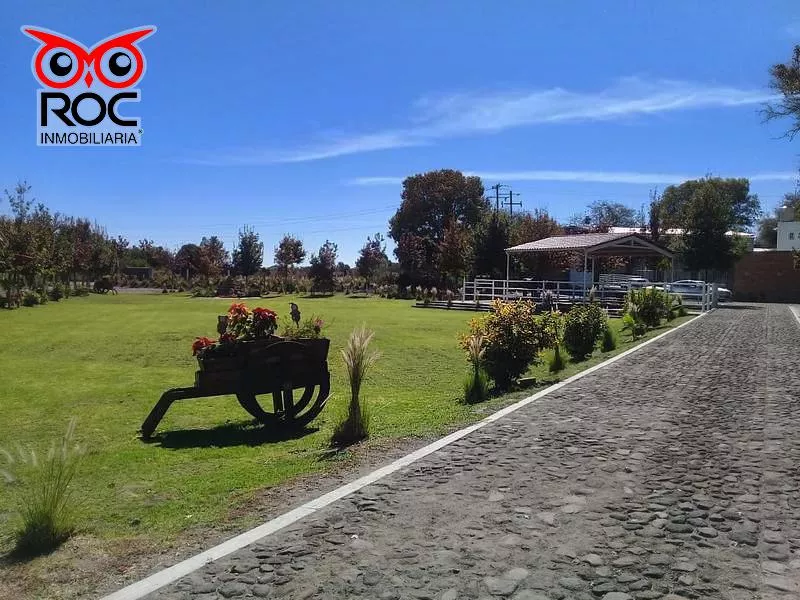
[102, 313, 706, 600]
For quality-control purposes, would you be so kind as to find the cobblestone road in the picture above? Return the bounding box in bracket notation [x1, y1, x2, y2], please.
[148, 305, 800, 600]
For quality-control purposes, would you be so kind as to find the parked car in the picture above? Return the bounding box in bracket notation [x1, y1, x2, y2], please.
[665, 280, 732, 302]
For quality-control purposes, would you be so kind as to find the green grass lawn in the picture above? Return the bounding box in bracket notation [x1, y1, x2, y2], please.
[0, 293, 693, 552]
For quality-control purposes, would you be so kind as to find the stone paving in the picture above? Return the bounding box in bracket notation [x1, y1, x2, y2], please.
[146, 305, 800, 600]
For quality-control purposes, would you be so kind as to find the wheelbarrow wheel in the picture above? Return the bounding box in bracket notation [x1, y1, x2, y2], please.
[235, 340, 330, 428]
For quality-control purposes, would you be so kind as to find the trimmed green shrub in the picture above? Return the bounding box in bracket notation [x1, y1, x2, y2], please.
[22, 291, 40, 307]
[48, 283, 65, 302]
[563, 303, 608, 360]
[461, 300, 560, 390]
[625, 288, 670, 328]
[601, 326, 617, 352]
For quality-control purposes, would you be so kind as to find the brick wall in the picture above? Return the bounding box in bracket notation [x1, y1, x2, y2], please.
[733, 251, 800, 302]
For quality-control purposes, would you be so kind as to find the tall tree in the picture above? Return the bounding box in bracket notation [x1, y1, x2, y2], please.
[510, 210, 567, 277]
[471, 212, 511, 279]
[765, 45, 800, 138]
[438, 223, 471, 286]
[199, 235, 229, 277]
[584, 200, 637, 230]
[308, 240, 338, 293]
[174, 243, 204, 279]
[657, 177, 760, 232]
[355, 233, 388, 288]
[274, 234, 306, 290]
[232, 226, 263, 285]
[681, 181, 737, 278]
[389, 169, 488, 283]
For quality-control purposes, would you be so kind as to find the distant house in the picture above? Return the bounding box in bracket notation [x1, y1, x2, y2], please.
[607, 226, 755, 252]
[776, 205, 800, 251]
[122, 266, 153, 280]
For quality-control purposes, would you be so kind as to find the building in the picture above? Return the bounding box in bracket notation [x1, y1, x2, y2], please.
[776, 205, 800, 251]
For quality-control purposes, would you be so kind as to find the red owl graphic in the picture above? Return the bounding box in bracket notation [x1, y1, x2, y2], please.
[22, 26, 156, 89]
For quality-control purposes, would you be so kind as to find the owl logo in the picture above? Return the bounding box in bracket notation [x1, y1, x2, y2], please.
[21, 26, 156, 146]
[22, 26, 156, 89]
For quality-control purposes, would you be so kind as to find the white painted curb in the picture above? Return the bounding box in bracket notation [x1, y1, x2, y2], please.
[790, 305, 800, 326]
[102, 313, 705, 600]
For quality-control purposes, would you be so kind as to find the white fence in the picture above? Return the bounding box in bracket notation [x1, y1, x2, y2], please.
[461, 279, 719, 312]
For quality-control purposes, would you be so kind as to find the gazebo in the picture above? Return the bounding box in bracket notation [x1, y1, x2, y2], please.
[504, 232, 675, 292]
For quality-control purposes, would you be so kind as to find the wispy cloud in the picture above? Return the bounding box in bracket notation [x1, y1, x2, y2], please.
[186, 78, 775, 166]
[347, 170, 798, 186]
[786, 22, 800, 37]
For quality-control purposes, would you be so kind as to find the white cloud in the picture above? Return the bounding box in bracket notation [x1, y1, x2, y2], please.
[786, 22, 800, 37]
[346, 170, 799, 186]
[189, 78, 775, 165]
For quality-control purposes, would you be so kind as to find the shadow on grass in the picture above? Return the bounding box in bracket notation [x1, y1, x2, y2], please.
[144, 421, 319, 449]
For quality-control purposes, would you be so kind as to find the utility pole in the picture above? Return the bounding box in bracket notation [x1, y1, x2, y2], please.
[488, 183, 509, 212]
[503, 190, 522, 216]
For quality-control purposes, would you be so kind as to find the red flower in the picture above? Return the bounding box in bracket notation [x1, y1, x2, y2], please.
[252, 307, 277, 321]
[219, 332, 237, 344]
[192, 336, 216, 355]
[228, 302, 250, 317]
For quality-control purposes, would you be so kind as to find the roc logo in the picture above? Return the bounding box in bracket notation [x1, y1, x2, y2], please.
[22, 26, 156, 147]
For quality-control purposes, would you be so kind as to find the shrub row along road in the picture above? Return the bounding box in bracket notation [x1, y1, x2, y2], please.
[145, 305, 800, 600]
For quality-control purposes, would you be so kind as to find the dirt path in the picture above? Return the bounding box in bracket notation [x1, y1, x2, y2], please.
[136, 304, 800, 600]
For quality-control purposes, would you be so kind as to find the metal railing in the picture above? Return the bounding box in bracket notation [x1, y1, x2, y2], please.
[461, 279, 719, 312]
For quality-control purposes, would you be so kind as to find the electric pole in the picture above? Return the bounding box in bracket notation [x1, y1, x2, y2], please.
[488, 183, 509, 212]
[503, 190, 522, 216]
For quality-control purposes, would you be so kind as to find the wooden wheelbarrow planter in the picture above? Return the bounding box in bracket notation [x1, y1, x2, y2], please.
[141, 337, 331, 439]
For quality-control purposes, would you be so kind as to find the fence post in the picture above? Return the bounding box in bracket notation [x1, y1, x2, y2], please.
[712, 283, 718, 309]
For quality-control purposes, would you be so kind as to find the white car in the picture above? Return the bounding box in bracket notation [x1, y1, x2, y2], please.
[665, 280, 732, 301]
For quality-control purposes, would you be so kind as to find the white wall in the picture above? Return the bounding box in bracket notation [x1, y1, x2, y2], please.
[777, 221, 800, 251]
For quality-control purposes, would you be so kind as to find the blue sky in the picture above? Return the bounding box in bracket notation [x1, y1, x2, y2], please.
[2, 1, 800, 263]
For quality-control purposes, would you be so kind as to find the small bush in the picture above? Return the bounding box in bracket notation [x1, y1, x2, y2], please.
[622, 312, 647, 340]
[48, 283, 65, 302]
[601, 327, 617, 352]
[461, 300, 559, 390]
[73, 286, 90, 297]
[563, 303, 608, 360]
[625, 288, 670, 329]
[22, 291, 40, 307]
[1, 419, 82, 557]
[548, 344, 566, 373]
[331, 326, 380, 448]
[38, 290, 49, 304]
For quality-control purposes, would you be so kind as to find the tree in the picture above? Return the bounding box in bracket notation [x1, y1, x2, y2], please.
[274, 235, 306, 289]
[308, 240, 338, 293]
[389, 169, 488, 283]
[174, 243, 204, 279]
[438, 223, 471, 286]
[657, 177, 760, 232]
[199, 235, 229, 277]
[765, 45, 800, 138]
[584, 200, 637, 230]
[471, 212, 510, 279]
[681, 181, 736, 278]
[509, 210, 567, 277]
[231, 226, 263, 285]
[355, 233, 388, 288]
